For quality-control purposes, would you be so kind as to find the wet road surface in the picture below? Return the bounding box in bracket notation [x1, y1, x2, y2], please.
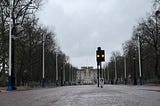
[0, 85, 160, 106]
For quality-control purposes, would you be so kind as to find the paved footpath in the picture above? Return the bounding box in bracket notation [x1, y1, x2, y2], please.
[0, 85, 160, 106]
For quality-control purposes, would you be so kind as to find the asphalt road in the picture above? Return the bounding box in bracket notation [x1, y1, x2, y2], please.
[0, 85, 160, 106]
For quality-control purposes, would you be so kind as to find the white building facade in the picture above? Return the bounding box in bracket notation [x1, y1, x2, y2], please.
[76, 66, 97, 84]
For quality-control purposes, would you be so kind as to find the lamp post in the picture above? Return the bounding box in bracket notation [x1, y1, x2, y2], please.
[124, 55, 127, 85]
[114, 56, 117, 84]
[123, 43, 127, 85]
[63, 63, 65, 86]
[42, 34, 45, 87]
[137, 34, 142, 85]
[69, 64, 71, 85]
[133, 55, 137, 85]
[6, 0, 37, 91]
[155, 10, 160, 81]
[7, 0, 13, 91]
[56, 52, 58, 85]
[107, 66, 110, 84]
[60, 66, 63, 86]
[71, 65, 72, 85]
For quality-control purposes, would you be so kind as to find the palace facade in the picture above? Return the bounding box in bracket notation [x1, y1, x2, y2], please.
[76, 66, 97, 84]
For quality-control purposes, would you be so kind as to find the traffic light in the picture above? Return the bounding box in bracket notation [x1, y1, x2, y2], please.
[96, 47, 105, 88]
[101, 50, 105, 62]
[96, 47, 105, 63]
[96, 50, 101, 63]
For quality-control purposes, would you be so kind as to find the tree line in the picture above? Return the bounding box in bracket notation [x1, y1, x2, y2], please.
[104, 0, 160, 84]
[0, 0, 77, 87]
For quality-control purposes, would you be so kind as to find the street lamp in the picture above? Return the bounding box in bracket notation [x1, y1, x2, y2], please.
[124, 55, 127, 85]
[70, 65, 72, 85]
[114, 56, 117, 84]
[137, 34, 142, 85]
[68, 64, 71, 85]
[7, 0, 37, 91]
[7, 0, 13, 91]
[56, 52, 58, 86]
[42, 34, 45, 87]
[155, 10, 160, 82]
[122, 43, 127, 85]
[133, 55, 137, 85]
[107, 65, 110, 84]
[63, 63, 66, 86]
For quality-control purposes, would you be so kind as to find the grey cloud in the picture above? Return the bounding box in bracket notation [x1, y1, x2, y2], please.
[38, 0, 152, 68]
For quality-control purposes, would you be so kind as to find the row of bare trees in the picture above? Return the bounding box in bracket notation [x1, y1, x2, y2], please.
[104, 0, 160, 84]
[0, 0, 77, 87]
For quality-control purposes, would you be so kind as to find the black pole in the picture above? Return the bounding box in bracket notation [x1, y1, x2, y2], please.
[97, 62, 99, 87]
[100, 62, 103, 88]
[100, 62, 102, 79]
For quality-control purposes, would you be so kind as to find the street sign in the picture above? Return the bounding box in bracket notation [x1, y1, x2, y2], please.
[99, 78, 104, 86]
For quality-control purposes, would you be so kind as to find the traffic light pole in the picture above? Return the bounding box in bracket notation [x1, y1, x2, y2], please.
[100, 62, 103, 88]
[97, 63, 99, 87]
[96, 47, 105, 88]
[100, 62, 102, 78]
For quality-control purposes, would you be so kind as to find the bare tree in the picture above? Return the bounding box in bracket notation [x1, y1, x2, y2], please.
[134, 13, 160, 80]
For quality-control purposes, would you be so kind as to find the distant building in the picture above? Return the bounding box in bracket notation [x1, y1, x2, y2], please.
[76, 66, 97, 84]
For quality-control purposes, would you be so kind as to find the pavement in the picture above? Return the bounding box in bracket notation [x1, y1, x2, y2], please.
[0, 86, 32, 92]
[0, 85, 160, 106]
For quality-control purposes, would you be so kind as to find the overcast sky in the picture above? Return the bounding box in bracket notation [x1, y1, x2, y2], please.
[37, 0, 152, 69]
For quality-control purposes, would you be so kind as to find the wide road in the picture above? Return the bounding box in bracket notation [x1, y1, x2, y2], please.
[0, 85, 160, 106]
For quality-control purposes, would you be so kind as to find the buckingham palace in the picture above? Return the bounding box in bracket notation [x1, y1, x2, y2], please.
[76, 66, 97, 84]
